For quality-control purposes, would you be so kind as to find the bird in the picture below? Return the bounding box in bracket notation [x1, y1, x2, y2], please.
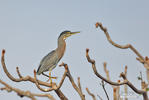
[37, 31, 80, 83]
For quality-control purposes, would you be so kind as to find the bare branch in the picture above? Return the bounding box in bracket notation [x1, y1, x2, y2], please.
[97, 95, 103, 100]
[16, 67, 23, 78]
[103, 62, 110, 81]
[31, 93, 55, 100]
[95, 22, 144, 61]
[124, 66, 128, 100]
[0, 79, 55, 100]
[78, 77, 83, 95]
[0, 79, 35, 100]
[101, 80, 109, 100]
[33, 62, 68, 92]
[1, 49, 52, 87]
[59, 63, 85, 100]
[86, 48, 127, 86]
[113, 88, 117, 100]
[1, 49, 68, 100]
[86, 88, 96, 100]
[86, 48, 148, 100]
[144, 57, 149, 84]
[103, 63, 120, 99]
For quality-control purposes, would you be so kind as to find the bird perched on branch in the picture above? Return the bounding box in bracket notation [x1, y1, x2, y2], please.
[37, 31, 80, 84]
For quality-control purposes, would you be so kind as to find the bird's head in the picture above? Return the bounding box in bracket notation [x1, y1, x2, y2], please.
[59, 31, 80, 40]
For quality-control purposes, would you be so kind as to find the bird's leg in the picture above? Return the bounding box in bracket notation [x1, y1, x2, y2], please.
[47, 70, 58, 84]
[49, 70, 52, 84]
[49, 71, 57, 79]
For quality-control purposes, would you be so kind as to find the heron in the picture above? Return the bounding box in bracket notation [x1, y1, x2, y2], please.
[37, 31, 80, 84]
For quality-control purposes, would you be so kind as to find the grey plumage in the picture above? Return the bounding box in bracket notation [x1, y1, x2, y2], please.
[36, 31, 80, 75]
[37, 50, 57, 75]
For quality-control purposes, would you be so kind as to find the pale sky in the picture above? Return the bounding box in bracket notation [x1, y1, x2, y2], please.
[0, 0, 149, 100]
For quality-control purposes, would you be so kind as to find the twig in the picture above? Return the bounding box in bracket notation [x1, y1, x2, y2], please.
[31, 93, 55, 100]
[113, 88, 117, 100]
[78, 77, 83, 95]
[86, 88, 96, 100]
[86, 48, 148, 100]
[103, 62, 120, 99]
[144, 57, 149, 84]
[16, 67, 23, 78]
[101, 80, 109, 100]
[124, 66, 128, 100]
[97, 95, 103, 100]
[103, 62, 110, 81]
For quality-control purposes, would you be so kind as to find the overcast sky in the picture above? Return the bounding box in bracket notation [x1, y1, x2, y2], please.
[0, 0, 149, 100]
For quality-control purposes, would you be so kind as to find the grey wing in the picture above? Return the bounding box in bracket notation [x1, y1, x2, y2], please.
[37, 50, 58, 75]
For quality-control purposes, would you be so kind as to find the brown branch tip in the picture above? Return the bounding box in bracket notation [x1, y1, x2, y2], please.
[59, 62, 65, 67]
[86, 48, 89, 53]
[95, 22, 107, 32]
[34, 70, 36, 74]
[120, 72, 126, 80]
[59, 62, 68, 70]
[2, 49, 5, 57]
[95, 22, 101, 28]
[86, 48, 95, 64]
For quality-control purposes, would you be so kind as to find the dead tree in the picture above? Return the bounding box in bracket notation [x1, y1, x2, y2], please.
[0, 50, 85, 100]
[85, 22, 149, 100]
[1, 22, 149, 100]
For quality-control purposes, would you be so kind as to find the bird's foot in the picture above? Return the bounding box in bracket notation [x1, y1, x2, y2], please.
[50, 76, 58, 79]
[46, 76, 58, 82]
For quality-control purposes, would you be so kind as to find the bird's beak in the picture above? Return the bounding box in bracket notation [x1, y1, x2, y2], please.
[70, 31, 80, 35]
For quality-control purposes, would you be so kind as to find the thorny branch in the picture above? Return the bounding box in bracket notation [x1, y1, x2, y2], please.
[86, 48, 148, 100]
[1, 49, 68, 100]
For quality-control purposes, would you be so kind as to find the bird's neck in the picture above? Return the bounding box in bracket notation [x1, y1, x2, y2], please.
[57, 38, 66, 58]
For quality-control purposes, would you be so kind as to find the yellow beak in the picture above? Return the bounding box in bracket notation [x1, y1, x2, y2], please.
[70, 31, 80, 35]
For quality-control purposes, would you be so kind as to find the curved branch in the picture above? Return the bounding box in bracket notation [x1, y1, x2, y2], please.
[1, 49, 68, 100]
[95, 22, 144, 61]
[16, 67, 23, 78]
[1, 49, 53, 87]
[0, 79, 34, 100]
[86, 88, 96, 100]
[86, 48, 127, 86]
[86, 49, 148, 98]
[33, 62, 68, 92]
[0, 79, 55, 100]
